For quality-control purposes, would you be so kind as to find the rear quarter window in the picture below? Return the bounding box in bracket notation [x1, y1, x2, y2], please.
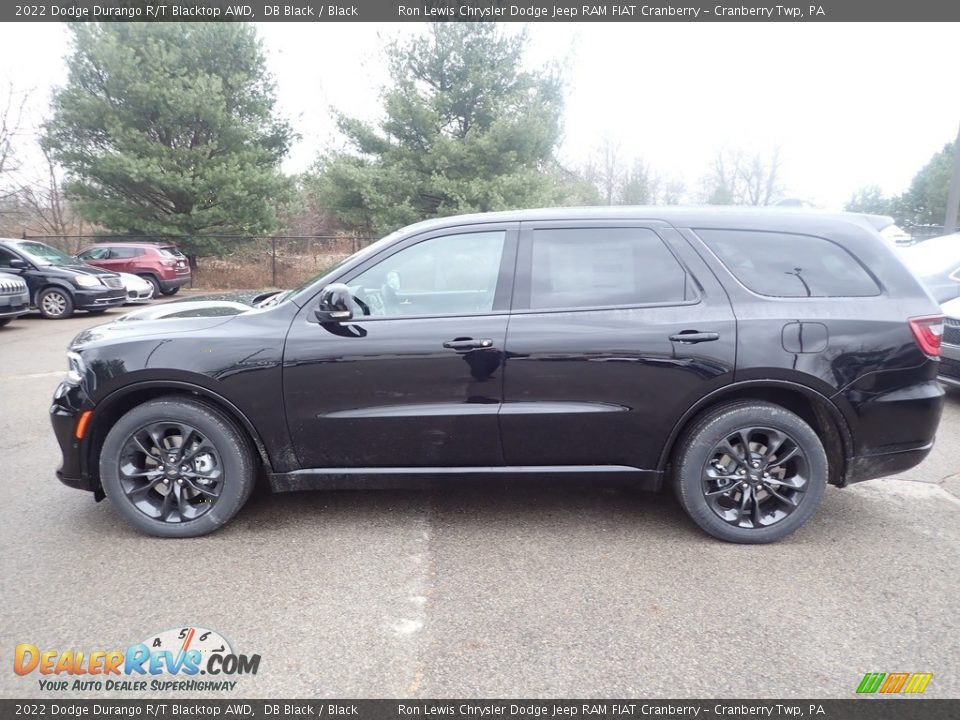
[695, 229, 880, 298]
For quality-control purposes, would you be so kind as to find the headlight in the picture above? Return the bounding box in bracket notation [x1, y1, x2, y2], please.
[74, 275, 102, 288]
[66, 351, 86, 385]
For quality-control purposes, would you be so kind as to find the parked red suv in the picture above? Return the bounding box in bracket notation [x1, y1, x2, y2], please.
[77, 242, 191, 297]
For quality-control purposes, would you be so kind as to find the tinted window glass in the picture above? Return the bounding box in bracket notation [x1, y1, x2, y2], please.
[158, 247, 184, 257]
[79, 247, 110, 260]
[349, 231, 506, 317]
[110, 247, 143, 258]
[529, 227, 689, 309]
[697, 229, 879, 298]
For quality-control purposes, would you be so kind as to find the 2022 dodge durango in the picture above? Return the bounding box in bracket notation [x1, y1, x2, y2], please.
[50, 208, 945, 542]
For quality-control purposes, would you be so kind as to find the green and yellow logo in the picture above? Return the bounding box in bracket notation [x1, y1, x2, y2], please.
[857, 672, 933, 695]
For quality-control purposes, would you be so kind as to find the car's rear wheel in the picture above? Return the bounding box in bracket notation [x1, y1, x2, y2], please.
[160, 286, 180, 296]
[673, 401, 827, 543]
[37, 287, 74, 319]
[138, 274, 161, 297]
[99, 398, 256, 537]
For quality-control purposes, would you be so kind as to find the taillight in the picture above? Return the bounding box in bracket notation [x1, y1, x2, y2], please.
[908, 315, 944, 357]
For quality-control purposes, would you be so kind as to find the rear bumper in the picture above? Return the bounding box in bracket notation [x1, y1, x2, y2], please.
[50, 382, 96, 492]
[845, 441, 934, 485]
[159, 274, 191, 292]
[840, 379, 944, 485]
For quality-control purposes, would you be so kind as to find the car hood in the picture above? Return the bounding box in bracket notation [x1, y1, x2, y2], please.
[173, 289, 282, 306]
[118, 299, 254, 321]
[69, 300, 254, 350]
[63, 263, 120, 278]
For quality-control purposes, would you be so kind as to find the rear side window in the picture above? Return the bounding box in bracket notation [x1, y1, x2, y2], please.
[109, 247, 143, 259]
[696, 229, 880, 298]
[529, 227, 691, 309]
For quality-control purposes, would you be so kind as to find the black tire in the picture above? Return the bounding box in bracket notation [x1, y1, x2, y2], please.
[160, 285, 180, 296]
[673, 401, 827, 544]
[138, 274, 162, 297]
[0, 318, 11, 327]
[37, 287, 74, 319]
[99, 397, 256, 538]
[87, 308, 108, 314]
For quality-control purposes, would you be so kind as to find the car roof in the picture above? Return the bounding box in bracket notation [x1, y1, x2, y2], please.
[392, 206, 895, 236]
[84, 241, 176, 247]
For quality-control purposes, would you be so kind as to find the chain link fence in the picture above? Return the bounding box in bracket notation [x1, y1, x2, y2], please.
[21, 234, 378, 289]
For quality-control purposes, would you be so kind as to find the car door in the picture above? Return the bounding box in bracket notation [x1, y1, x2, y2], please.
[283, 223, 518, 469]
[500, 220, 737, 473]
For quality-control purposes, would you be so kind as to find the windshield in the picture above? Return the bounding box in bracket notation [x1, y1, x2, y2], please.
[900, 234, 960, 276]
[16, 241, 83, 266]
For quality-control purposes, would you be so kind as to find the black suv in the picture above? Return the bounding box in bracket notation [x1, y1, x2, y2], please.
[0, 239, 126, 318]
[50, 208, 945, 542]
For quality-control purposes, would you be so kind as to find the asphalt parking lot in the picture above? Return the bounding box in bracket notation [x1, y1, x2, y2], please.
[1, 306, 958, 699]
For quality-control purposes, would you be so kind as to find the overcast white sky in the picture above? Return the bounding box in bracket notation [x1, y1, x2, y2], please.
[2, 21, 958, 209]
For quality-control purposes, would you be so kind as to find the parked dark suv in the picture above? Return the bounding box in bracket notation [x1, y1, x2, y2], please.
[77, 242, 191, 297]
[50, 208, 945, 542]
[0, 239, 126, 318]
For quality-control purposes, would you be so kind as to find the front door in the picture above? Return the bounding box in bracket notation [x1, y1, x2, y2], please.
[283, 223, 518, 469]
[500, 220, 737, 472]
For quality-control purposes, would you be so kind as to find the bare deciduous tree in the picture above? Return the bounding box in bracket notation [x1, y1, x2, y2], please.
[704, 147, 783, 206]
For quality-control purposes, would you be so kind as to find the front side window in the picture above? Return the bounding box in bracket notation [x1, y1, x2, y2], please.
[347, 230, 506, 318]
[696, 229, 880, 298]
[79, 247, 110, 260]
[528, 227, 690, 310]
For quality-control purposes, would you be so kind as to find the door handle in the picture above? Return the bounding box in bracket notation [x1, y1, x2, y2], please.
[443, 338, 494, 351]
[669, 331, 720, 344]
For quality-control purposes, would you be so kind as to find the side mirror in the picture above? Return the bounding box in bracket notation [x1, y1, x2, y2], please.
[8, 258, 27, 270]
[314, 283, 353, 323]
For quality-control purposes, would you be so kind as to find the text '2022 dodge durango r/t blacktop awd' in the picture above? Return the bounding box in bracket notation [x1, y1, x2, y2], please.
[50, 208, 945, 542]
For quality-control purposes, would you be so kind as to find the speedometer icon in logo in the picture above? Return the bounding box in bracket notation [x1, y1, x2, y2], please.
[143, 626, 232, 671]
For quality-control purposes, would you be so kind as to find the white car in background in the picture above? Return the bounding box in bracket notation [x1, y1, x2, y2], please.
[898, 233, 960, 304]
[118, 272, 154, 304]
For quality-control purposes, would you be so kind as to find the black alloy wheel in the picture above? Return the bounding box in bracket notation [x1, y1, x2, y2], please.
[118, 421, 224, 523]
[674, 401, 827, 543]
[701, 426, 808, 529]
[100, 397, 256, 537]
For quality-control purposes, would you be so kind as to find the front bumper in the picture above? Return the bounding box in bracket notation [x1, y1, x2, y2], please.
[939, 340, 960, 389]
[0, 290, 30, 318]
[73, 287, 126, 310]
[50, 381, 96, 492]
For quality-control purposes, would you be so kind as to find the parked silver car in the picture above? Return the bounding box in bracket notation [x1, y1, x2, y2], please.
[940, 296, 960, 389]
[898, 233, 960, 303]
[0, 271, 30, 327]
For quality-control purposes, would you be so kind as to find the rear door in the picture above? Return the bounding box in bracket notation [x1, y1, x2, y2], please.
[500, 220, 737, 471]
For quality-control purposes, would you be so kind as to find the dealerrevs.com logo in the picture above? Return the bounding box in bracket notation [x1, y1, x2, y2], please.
[14, 626, 261, 693]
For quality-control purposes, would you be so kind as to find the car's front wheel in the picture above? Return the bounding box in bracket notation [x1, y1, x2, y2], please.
[673, 401, 827, 543]
[99, 397, 256, 537]
[37, 287, 75, 319]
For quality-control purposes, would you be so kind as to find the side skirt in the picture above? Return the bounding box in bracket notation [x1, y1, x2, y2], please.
[268, 466, 663, 493]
